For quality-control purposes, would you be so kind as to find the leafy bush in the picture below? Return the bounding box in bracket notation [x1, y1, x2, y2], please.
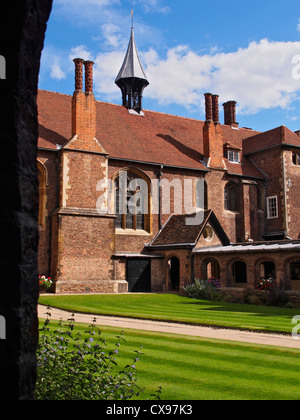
[35, 307, 162, 400]
[184, 278, 221, 300]
[265, 285, 290, 307]
[244, 284, 291, 307]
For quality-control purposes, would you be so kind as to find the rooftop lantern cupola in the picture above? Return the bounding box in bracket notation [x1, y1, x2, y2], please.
[115, 26, 149, 115]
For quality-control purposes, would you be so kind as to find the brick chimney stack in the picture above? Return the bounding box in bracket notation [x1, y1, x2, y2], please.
[223, 101, 239, 128]
[71, 59, 96, 143]
[203, 93, 226, 170]
[84, 60, 94, 94]
[74, 58, 84, 91]
[212, 94, 219, 123]
[204, 93, 213, 121]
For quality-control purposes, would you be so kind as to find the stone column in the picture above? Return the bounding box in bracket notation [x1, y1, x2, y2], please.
[0, 0, 52, 400]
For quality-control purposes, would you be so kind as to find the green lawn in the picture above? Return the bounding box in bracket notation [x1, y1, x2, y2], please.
[39, 293, 300, 334]
[38, 318, 300, 400]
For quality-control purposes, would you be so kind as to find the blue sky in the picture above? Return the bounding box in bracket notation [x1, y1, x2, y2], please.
[39, 0, 300, 132]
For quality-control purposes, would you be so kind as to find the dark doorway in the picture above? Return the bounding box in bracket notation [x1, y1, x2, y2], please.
[232, 261, 247, 284]
[169, 257, 180, 291]
[126, 259, 151, 292]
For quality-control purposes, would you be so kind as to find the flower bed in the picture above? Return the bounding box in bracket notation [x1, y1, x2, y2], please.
[255, 277, 276, 291]
[39, 275, 52, 293]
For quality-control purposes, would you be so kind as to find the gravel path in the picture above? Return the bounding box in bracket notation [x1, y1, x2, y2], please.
[38, 305, 300, 349]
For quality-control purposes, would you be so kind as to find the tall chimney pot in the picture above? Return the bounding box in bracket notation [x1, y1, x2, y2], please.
[204, 93, 213, 122]
[73, 58, 84, 91]
[212, 94, 219, 123]
[84, 60, 94, 94]
[223, 101, 238, 127]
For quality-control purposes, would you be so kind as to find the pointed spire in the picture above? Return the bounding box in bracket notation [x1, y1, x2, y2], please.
[115, 27, 149, 114]
[115, 28, 148, 83]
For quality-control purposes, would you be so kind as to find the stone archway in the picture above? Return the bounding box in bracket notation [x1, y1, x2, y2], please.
[202, 258, 220, 281]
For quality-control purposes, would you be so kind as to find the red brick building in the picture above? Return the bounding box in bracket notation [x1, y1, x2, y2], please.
[37, 29, 300, 295]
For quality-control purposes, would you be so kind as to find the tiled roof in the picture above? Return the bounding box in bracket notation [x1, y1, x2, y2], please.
[243, 126, 300, 155]
[37, 89, 266, 177]
[149, 212, 210, 247]
[148, 210, 230, 247]
[193, 240, 300, 254]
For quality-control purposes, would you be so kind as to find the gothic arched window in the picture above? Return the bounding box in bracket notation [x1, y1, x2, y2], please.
[196, 179, 208, 210]
[114, 169, 150, 232]
[224, 182, 239, 212]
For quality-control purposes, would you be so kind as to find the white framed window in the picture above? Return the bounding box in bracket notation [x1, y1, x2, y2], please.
[267, 196, 278, 219]
[227, 150, 240, 163]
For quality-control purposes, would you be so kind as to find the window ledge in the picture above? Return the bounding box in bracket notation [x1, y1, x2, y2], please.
[115, 228, 151, 236]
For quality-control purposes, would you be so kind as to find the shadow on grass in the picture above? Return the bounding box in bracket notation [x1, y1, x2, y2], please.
[180, 299, 296, 318]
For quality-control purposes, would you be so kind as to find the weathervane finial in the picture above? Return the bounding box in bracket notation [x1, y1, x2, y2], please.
[131, 8, 134, 29]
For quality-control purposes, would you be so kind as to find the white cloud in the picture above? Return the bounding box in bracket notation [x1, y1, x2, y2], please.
[50, 59, 66, 80]
[136, 0, 171, 15]
[43, 30, 300, 118]
[69, 45, 93, 62]
[93, 51, 124, 99]
[40, 46, 67, 81]
[54, 0, 123, 43]
[101, 23, 124, 49]
[138, 39, 300, 115]
[55, 0, 120, 11]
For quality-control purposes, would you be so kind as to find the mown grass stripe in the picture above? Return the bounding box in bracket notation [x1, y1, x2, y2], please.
[39, 293, 300, 333]
[38, 296, 300, 400]
[94, 327, 300, 400]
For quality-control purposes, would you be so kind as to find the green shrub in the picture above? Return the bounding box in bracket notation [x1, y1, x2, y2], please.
[184, 278, 221, 300]
[35, 307, 161, 400]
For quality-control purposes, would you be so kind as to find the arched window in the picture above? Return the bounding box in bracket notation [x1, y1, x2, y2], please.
[232, 261, 247, 284]
[202, 258, 220, 280]
[37, 161, 47, 228]
[259, 261, 276, 279]
[196, 179, 208, 210]
[224, 182, 238, 212]
[114, 169, 150, 232]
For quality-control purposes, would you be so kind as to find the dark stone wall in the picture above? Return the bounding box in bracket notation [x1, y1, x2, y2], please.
[0, 0, 52, 400]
